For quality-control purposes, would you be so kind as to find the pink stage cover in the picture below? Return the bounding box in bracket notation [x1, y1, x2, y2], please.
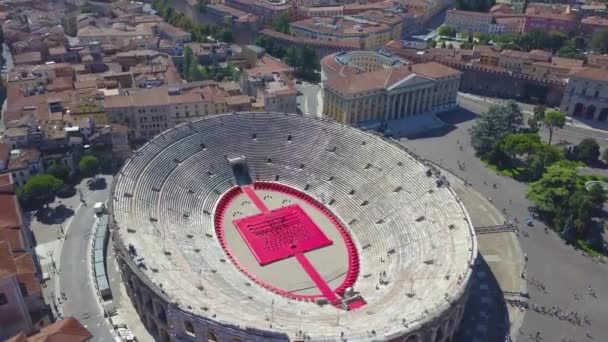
[233, 204, 333, 266]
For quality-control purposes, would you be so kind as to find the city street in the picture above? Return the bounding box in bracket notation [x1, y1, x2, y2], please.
[457, 93, 608, 148]
[296, 82, 321, 117]
[401, 105, 608, 342]
[33, 176, 115, 340]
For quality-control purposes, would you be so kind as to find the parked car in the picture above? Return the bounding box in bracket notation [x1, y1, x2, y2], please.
[524, 217, 534, 226]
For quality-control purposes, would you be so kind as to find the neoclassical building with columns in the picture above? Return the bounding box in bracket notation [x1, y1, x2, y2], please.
[321, 51, 461, 125]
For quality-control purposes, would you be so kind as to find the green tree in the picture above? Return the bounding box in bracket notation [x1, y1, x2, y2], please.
[527, 161, 579, 219]
[437, 25, 456, 38]
[440, 41, 447, 49]
[46, 161, 70, 182]
[460, 42, 472, 49]
[587, 183, 606, 210]
[20, 174, 63, 205]
[79, 155, 100, 177]
[196, 0, 207, 12]
[591, 30, 608, 54]
[525, 144, 564, 181]
[272, 12, 291, 34]
[543, 110, 566, 145]
[190, 63, 208, 81]
[183, 46, 194, 81]
[602, 148, 608, 164]
[528, 105, 546, 131]
[469, 101, 523, 156]
[572, 138, 600, 164]
[456, 0, 495, 12]
[500, 133, 542, 159]
[426, 38, 437, 48]
[219, 29, 233, 43]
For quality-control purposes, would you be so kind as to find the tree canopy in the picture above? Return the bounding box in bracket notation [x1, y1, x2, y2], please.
[255, 37, 320, 82]
[272, 12, 291, 34]
[19, 174, 63, 204]
[572, 138, 600, 164]
[456, 0, 495, 12]
[469, 101, 523, 156]
[543, 110, 566, 145]
[591, 30, 608, 54]
[437, 25, 456, 38]
[152, 0, 232, 43]
[46, 161, 70, 182]
[527, 161, 580, 215]
[79, 155, 100, 177]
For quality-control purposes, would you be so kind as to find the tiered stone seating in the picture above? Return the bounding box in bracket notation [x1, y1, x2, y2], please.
[112, 112, 477, 341]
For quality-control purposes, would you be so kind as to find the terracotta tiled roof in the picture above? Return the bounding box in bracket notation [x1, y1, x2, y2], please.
[528, 49, 551, 62]
[581, 16, 608, 27]
[0, 240, 16, 279]
[410, 62, 461, 79]
[28, 317, 92, 342]
[572, 67, 608, 82]
[500, 49, 529, 59]
[14, 253, 40, 296]
[5, 333, 29, 342]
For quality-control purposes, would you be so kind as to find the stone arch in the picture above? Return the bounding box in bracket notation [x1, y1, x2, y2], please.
[184, 320, 195, 336]
[159, 328, 170, 342]
[573, 103, 584, 117]
[422, 329, 435, 342]
[148, 316, 159, 337]
[435, 327, 444, 341]
[447, 318, 455, 334]
[156, 304, 167, 324]
[404, 334, 420, 342]
[586, 105, 597, 119]
[598, 108, 608, 122]
[207, 330, 218, 342]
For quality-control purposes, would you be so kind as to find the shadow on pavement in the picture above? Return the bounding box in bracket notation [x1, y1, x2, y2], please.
[438, 108, 479, 125]
[35, 204, 75, 225]
[397, 108, 479, 140]
[454, 254, 511, 342]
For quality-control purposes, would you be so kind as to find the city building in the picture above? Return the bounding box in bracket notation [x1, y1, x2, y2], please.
[0, 174, 47, 340]
[444, 9, 525, 34]
[321, 51, 461, 125]
[289, 10, 407, 50]
[104, 84, 253, 139]
[224, 0, 294, 25]
[523, 6, 577, 33]
[560, 68, 608, 121]
[580, 16, 608, 39]
[240, 47, 297, 113]
[587, 54, 608, 69]
[445, 10, 500, 34]
[0, 147, 44, 188]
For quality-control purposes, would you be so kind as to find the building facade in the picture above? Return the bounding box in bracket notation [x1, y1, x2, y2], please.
[523, 7, 577, 33]
[321, 51, 460, 125]
[290, 10, 407, 50]
[560, 68, 608, 122]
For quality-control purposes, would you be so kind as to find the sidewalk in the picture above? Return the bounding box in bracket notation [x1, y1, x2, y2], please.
[439, 167, 528, 341]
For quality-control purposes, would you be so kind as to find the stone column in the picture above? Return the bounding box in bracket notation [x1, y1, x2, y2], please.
[394, 93, 401, 120]
[406, 91, 413, 117]
[425, 88, 432, 113]
[384, 94, 391, 120]
[411, 89, 419, 115]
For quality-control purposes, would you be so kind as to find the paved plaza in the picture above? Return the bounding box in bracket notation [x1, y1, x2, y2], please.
[402, 97, 608, 342]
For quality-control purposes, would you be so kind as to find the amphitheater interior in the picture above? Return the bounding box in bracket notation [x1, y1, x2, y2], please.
[111, 112, 477, 342]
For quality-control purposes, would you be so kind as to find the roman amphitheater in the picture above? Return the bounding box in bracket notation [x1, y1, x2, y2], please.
[110, 112, 478, 342]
